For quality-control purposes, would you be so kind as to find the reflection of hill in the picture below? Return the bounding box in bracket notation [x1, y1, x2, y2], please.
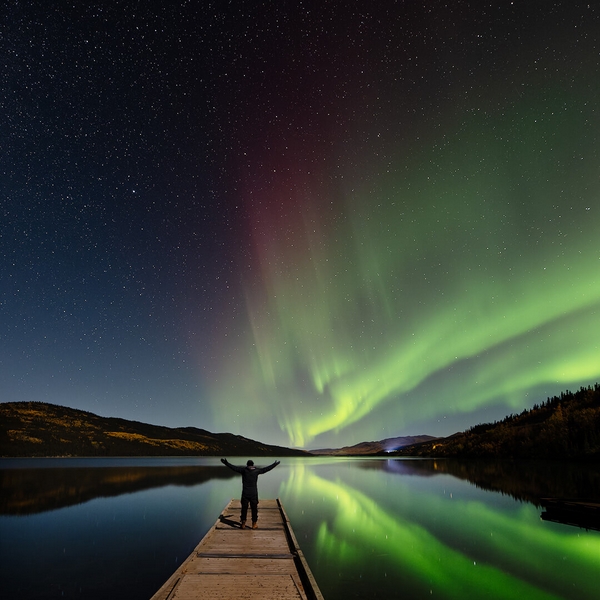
[375, 459, 600, 505]
[0, 465, 236, 515]
[0, 402, 307, 458]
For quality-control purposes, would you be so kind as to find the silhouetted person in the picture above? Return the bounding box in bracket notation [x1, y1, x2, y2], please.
[221, 458, 280, 529]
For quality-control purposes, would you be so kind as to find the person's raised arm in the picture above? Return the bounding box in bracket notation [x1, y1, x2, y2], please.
[258, 460, 280, 474]
[221, 458, 245, 473]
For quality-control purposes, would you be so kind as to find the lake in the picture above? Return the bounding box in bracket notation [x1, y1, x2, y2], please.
[1, 457, 598, 599]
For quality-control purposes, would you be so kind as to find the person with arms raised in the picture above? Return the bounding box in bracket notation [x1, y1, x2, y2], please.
[221, 458, 280, 529]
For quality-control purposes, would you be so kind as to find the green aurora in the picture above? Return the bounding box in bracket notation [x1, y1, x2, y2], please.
[210, 87, 600, 448]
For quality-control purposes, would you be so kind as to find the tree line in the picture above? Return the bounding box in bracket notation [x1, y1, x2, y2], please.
[396, 384, 600, 459]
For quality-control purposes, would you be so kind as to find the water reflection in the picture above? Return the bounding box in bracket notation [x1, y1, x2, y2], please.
[1, 457, 599, 600]
[386, 459, 600, 505]
[0, 459, 235, 515]
[2, 457, 598, 516]
[281, 463, 599, 599]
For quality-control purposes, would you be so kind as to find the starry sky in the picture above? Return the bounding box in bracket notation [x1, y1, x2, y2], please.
[2, 1, 599, 449]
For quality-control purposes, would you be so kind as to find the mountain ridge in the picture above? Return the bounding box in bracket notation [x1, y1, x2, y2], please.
[0, 402, 307, 457]
[311, 435, 437, 455]
[3, 382, 599, 459]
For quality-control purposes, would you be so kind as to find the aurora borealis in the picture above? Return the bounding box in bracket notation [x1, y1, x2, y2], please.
[2, 2, 600, 448]
[211, 89, 600, 446]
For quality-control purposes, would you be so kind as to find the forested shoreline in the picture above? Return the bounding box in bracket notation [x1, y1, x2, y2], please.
[394, 384, 600, 459]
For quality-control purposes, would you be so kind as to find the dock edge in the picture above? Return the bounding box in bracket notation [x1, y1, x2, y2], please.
[277, 498, 325, 600]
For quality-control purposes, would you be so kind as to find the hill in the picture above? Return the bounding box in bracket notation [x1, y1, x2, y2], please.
[311, 435, 437, 455]
[393, 384, 600, 459]
[0, 402, 307, 457]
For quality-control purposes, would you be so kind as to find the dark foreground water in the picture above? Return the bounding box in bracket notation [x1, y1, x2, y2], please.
[1, 457, 599, 599]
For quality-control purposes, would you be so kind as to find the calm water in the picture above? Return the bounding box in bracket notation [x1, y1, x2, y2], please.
[1, 457, 599, 599]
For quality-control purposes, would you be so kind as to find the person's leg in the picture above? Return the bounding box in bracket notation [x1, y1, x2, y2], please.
[240, 496, 249, 528]
[250, 498, 258, 528]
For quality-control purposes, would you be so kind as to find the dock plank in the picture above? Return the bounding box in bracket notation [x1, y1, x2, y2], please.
[171, 574, 305, 599]
[150, 499, 323, 600]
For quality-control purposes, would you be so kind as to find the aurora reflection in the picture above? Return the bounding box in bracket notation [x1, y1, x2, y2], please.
[279, 461, 600, 599]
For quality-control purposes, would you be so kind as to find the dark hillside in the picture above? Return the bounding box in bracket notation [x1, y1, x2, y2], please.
[394, 384, 600, 459]
[0, 402, 307, 457]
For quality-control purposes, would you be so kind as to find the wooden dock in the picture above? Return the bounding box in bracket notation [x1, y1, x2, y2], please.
[540, 498, 600, 532]
[150, 498, 324, 600]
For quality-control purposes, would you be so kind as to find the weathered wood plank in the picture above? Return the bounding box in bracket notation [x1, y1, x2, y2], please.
[190, 557, 298, 574]
[170, 574, 305, 599]
[149, 499, 323, 600]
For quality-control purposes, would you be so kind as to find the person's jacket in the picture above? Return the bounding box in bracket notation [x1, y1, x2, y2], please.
[221, 459, 279, 499]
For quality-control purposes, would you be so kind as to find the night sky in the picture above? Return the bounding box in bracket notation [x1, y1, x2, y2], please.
[2, 1, 599, 449]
